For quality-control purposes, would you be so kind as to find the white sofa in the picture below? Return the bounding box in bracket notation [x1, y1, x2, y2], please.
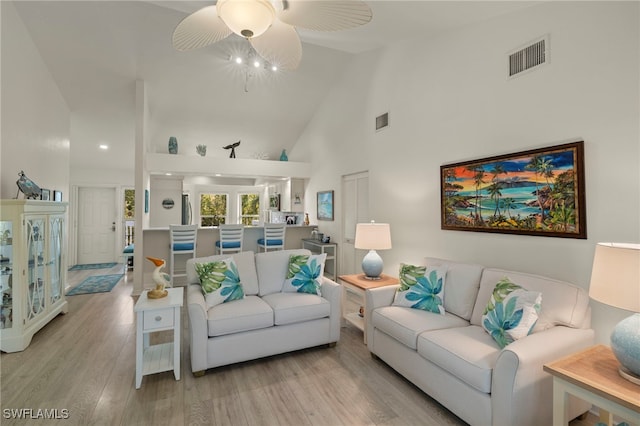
[186, 249, 341, 375]
[366, 257, 595, 426]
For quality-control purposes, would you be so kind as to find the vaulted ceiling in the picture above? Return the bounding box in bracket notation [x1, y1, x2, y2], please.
[12, 1, 538, 172]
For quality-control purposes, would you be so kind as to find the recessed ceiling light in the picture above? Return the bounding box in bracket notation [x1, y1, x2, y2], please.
[215, 174, 222, 177]
[99, 144, 108, 150]
[166, 173, 172, 176]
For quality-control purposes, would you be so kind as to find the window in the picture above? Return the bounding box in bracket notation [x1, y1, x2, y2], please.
[200, 193, 228, 226]
[239, 193, 260, 225]
[123, 188, 135, 245]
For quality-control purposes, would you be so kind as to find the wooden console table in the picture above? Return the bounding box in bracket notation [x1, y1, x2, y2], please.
[543, 345, 640, 426]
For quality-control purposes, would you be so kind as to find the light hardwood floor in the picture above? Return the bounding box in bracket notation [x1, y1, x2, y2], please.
[1, 266, 596, 426]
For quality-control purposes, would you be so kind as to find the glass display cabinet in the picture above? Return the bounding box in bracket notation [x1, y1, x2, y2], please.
[0, 200, 68, 352]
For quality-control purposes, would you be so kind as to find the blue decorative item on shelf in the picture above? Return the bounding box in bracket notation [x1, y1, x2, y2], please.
[280, 149, 288, 161]
[168, 136, 178, 154]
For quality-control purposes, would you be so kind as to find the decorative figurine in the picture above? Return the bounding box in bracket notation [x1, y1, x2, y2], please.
[196, 144, 207, 156]
[304, 213, 310, 226]
[15, 171, 42, 199]
[146, 257, 170, 299]
[280, 149, 288, 161]
[223, 140, 241, 158]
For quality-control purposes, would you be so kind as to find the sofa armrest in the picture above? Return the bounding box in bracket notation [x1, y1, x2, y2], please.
[321, 277, 342, 343]
[365, 285, 399, 347]
[492, 326, 595, 426]
[187, 284, 209, 373]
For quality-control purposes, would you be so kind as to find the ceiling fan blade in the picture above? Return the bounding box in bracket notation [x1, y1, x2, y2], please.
[278, 0, 372, 32]
[250, 20, 302, 70]
[172, 5, 233, 51]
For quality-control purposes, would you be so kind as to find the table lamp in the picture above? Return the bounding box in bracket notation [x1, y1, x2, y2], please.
[588, 242, 640, 385]
[354, 221, 391, 280]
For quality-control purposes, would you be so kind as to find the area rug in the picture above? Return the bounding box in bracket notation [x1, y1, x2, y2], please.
[68, 262, 118, 271]
[66, 274, 124, 296]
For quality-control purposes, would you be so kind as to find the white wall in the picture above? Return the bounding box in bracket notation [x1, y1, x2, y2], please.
[0, 2, 70, 200]
[292, 1, 639, 344]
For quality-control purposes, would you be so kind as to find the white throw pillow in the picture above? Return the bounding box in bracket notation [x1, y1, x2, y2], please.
[393, 264, 447, 315]
[194, 258, 245, 309]
[282, 253, 326, 296]
[481, 277, 542, 348]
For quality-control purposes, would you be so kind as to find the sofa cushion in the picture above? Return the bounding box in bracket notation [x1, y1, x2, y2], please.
[471, 268, 590, 331]
[255, 249, 311, 296]
[187, 251, 259, 295]
[194, 258, 245, 309]
[393, 264, 447, 314]
[207, 295, 273, 337]
[481, 278, 542, 348]
[425, 257, 483, 320]
[262, 292, 330, 325]
[282, 253, 326, 295]
[417, 325, 500, 394]
[372, 306, 469, 350]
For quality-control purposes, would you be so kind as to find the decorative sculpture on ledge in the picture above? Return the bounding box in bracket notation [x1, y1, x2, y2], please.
[223, 140, 241, 158]
[146, 257, 170, 299]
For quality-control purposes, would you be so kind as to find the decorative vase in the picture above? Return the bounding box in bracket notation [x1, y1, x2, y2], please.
[279, 149, 288, 161]
[304, 213, 310, 226]
[196, 144, 207, 157]
[168, 137, 178, 154]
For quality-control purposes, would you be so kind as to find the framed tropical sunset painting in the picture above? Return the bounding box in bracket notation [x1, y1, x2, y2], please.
[440, 141, 586, 239]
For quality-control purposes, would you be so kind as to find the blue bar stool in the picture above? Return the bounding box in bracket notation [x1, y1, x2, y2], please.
[215, 224, 244, 255]
[169, 224, 197, 285]
[257, 223, 286, 252]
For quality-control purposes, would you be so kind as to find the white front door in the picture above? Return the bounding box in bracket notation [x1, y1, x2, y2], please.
[78, 187, 117, 264]
[341, 171, 369, 275]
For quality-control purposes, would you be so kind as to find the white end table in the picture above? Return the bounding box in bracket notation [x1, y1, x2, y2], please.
[134, 287, 183, 389]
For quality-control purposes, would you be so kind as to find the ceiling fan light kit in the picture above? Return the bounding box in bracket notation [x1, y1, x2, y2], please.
[172, 0, 373, 74]
[217, 0, 276, 39]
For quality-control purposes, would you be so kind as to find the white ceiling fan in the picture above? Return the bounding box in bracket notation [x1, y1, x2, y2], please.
[172, 0, 373, 70]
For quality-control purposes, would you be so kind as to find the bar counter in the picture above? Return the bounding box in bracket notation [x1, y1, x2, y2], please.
[141, 225, 314, 279]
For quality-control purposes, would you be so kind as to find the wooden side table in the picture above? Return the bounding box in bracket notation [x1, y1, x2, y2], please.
[338, 273, 399, 344]
[543, 345, 640, 426]
[134, 287, 184, 389]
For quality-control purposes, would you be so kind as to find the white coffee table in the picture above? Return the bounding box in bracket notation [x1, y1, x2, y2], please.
[134, 287, 183, 389]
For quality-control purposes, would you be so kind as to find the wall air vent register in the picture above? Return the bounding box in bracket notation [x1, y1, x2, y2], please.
[508, 35, 548, 78]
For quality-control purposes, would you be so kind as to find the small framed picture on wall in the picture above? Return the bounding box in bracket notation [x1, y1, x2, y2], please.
[317, 190, 334, 221]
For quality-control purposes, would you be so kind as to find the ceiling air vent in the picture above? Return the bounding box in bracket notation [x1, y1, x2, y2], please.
[375, 112, 389, 131]
[508, 35, 548, 79]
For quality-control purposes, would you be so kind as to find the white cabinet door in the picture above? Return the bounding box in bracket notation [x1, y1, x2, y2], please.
[341, 171, 369, 275]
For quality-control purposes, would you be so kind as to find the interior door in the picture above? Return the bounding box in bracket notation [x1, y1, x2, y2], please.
[78, 187, 116, 264]
[341, 171, 369, 275]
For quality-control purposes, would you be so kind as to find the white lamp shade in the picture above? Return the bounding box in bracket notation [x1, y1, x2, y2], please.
[217, 0, 275, 39]
[589, 242, 640, 312]
[354, 222, 392, 250]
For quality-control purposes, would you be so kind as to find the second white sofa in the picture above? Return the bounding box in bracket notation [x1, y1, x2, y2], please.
[366, 257, 595, 426]
[186, 249, 341, 375]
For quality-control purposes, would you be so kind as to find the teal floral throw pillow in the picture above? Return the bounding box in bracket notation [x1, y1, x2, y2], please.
[194, 258, 244, 309]
[481, 278, 542, 348]
[282, 254, 326, 295]
[392, 264, 447, 315]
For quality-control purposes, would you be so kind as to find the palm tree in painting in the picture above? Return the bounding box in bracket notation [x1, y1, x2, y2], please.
[489, 164, 507, 217]
[502, 197, 517, 219]
[468, 166, 486, 225]
[525, 155, 554, 221]
[487, 182, 504, 218]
